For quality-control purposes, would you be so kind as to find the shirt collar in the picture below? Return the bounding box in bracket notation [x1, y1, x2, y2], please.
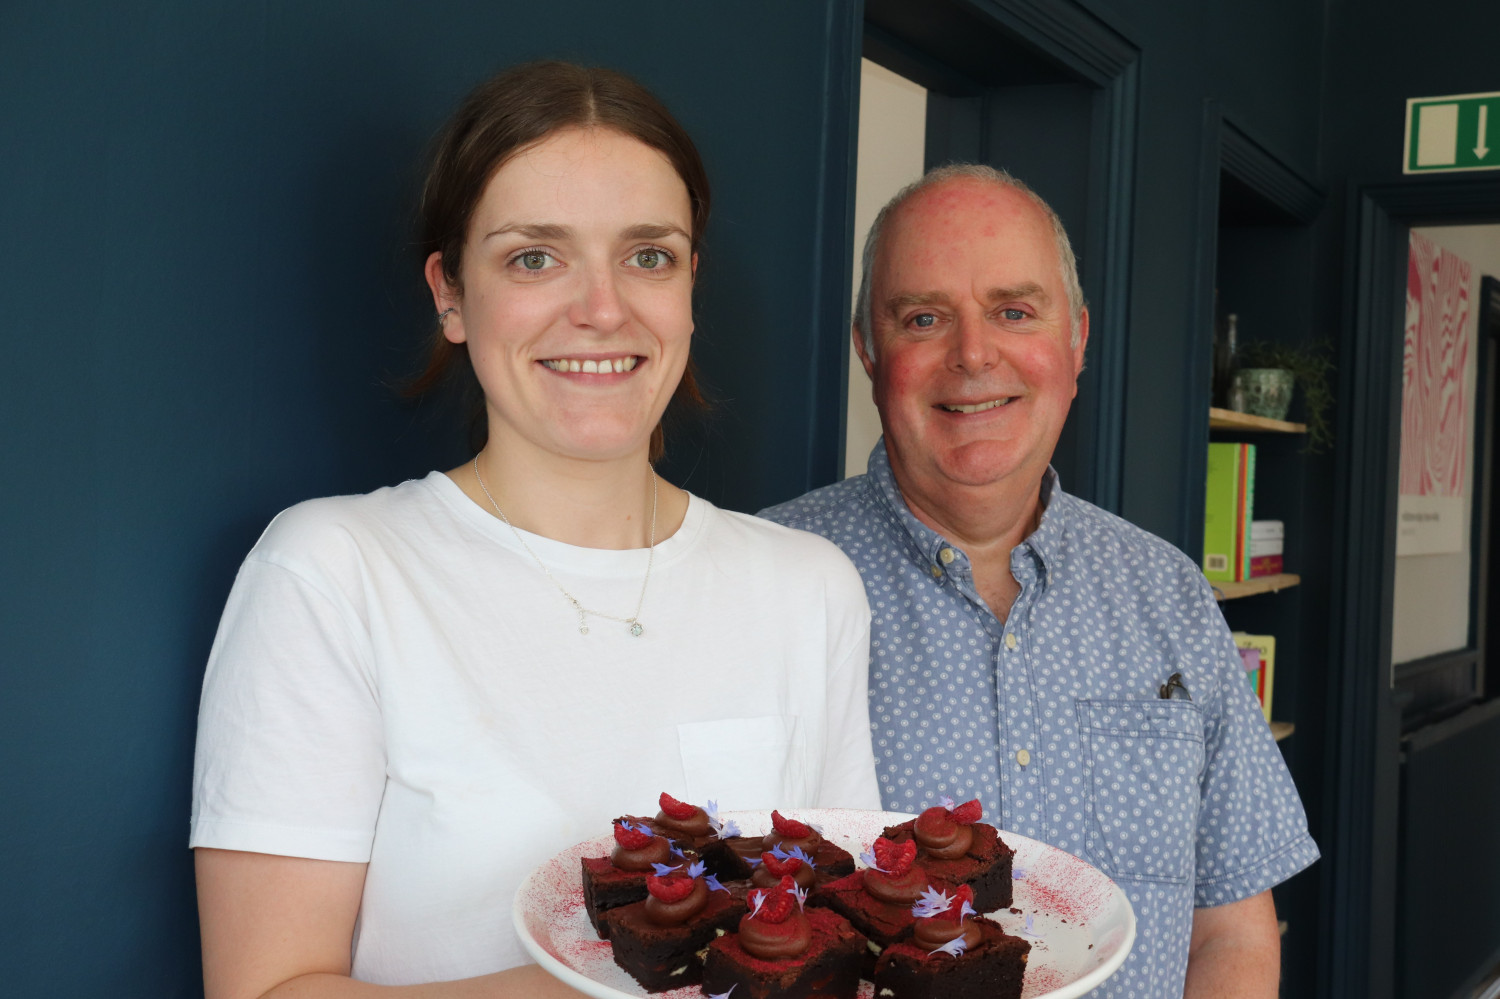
[866, 438, 1064, 581]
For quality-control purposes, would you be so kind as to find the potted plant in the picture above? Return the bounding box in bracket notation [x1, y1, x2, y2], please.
[1234, 339, 1335, 453]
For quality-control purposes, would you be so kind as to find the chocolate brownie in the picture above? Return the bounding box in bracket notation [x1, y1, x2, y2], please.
[696, 834, 765, 881]
[709, 810, 856, 881]
[882, 801, 1014, 912]
[807, 837, 938, 977]
[602, 871, 746, 992]
[701, 904, 866, 999]
[580, 819, 681, 938]
[874, 916, 1030, 999]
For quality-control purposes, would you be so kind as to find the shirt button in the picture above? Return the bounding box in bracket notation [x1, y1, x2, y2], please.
[1005, 633, 1019, 651]
[929, 564, 943, 579]
[939, 547, 957, 564]
[1016, 749, 1031, 766]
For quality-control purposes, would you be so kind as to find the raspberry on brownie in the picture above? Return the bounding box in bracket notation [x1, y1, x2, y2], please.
[882, 797, 1014, 911]
[873, 884, 1031, 999]
[702, 875, 866, 999]
[640, 792, 719, 852]
[749, 844, 820, 891]
[580, 818, 685, 938]
[602, 861, 747, 992]
[808, 836, 946, 977]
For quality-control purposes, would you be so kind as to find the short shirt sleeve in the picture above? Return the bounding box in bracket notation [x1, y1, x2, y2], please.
[190, 545, 387, 862]
[815, 562, 882, 811]
[1188, 569, 1319, 906]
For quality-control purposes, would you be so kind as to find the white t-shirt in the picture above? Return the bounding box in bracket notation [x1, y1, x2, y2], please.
[190, 471, 880, 985]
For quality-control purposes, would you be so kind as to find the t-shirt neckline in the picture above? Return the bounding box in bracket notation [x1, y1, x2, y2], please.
[420, 469, 707, 576]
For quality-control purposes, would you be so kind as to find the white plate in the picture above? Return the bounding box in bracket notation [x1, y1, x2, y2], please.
[514, 809, 1135, 999]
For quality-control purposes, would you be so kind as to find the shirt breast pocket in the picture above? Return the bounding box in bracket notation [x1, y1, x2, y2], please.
[676, 715, 806, 810]
[1076, 698, 1206, 884]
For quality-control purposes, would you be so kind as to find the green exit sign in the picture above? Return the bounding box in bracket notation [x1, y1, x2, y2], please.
[1405, 91, 1500, 173]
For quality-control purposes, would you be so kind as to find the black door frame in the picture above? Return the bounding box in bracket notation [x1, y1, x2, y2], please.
[816, 0, 1139, 510]
[1328, 175, 1500, 999]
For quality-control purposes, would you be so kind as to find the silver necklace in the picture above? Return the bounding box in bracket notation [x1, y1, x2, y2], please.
[472, 455, 656, 637]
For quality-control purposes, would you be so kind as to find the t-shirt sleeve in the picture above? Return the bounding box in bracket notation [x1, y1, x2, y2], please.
[1188, 569, 1319, 907]
[190, 550, 386, 862]
[813, 555, 883, 811]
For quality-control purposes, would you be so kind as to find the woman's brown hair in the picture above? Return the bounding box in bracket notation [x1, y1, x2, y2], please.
[409, 61, 710, 461]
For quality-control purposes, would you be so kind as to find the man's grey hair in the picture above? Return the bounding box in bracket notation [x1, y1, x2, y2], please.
[852, 163, 1086, 358]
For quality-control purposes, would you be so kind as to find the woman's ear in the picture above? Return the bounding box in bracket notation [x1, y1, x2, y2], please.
[690, 251, 699, 285]
[424, 251, 464, 344]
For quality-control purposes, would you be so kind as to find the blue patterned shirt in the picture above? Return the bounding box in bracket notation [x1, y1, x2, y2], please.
[761, 439, 1318, 999]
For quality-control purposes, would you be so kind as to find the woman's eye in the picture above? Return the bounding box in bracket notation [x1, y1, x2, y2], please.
[912, 313, 938, 329]
[630, 248, 673, 270]
[512, 250, 557, 272]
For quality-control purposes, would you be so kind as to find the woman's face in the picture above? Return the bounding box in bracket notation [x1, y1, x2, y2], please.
[431, 127, 696, 464]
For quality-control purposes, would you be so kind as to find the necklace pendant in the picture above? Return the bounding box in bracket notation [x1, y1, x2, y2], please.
[629, 622, 644, 637]
[579, 624, 590, 635]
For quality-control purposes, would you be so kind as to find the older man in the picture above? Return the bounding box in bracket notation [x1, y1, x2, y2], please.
[762, 165, 1317, 998]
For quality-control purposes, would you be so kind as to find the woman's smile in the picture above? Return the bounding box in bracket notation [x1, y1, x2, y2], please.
[538, 354, 641, 374]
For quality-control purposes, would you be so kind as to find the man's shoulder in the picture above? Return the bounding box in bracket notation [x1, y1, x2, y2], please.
[1049, 490, 1202, 581]
[758, 474, 882, 538]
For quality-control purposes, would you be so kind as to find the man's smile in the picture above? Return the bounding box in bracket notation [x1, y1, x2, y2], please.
[938, 396, 1019, 414]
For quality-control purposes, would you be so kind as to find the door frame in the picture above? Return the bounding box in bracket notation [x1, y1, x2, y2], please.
[1328, 175, 1500, 999]
[815, 0, 1139, 510]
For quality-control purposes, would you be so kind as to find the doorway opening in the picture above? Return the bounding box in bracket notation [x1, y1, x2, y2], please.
[841, 0, 1138, 511]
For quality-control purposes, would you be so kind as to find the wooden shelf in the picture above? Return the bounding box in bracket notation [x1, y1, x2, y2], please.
[1208, 407, 1307, 433]
[1270, 721, 1295, 742]
[1212, 573, 1300, 601]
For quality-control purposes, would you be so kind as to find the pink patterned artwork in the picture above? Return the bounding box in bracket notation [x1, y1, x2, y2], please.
[1397, 231, 1473, 557]
[1402, 231, 1471, 499]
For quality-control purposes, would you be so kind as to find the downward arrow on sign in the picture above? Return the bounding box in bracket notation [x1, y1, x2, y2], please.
[1478, 105, 1491, 159]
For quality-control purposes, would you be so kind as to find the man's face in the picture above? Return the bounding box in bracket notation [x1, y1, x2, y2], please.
[856, 178, 1088, 503]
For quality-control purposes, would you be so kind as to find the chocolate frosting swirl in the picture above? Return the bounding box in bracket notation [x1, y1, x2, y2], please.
[738, 911, 812, 959]
[752, 861, 816, 890]
[654, 807, 712, 838]
[727, 837, 765, 861]
[913, 810, 973, 860]
[762, 830, 823, 854]
[861, 865, 929, 905]
[644, 878, 709, 925]
[611, 836, 672, 872]
[913, 917, 983, 953]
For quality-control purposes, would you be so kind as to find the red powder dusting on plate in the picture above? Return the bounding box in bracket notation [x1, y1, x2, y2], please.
[1021, 877, 1091, 923]
[1021, 964, 1066, 998]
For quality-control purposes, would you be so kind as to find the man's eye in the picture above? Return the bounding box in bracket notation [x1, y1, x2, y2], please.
[912, 313, 938, 328]
[1001, 308, 1027, 321]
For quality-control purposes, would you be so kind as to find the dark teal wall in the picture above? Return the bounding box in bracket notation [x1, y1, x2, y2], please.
[1078, 0, 1326, 542]
[0, 2, 857, 992]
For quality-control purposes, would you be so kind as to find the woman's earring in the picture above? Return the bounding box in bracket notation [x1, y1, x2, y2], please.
[437, 307, 457, 322]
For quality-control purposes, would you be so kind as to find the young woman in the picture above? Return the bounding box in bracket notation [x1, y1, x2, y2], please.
[190, 62, 880, 998]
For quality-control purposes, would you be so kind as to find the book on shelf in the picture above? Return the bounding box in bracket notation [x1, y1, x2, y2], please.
[1249, 537, 1283, 558]
[1251, 519, 1284, 541]
[1249, 554, 1284, 577]
[1239, 445, 1256, 581]
[1232, 632, 1276, 722]
[1204, 442, 1256, 582]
